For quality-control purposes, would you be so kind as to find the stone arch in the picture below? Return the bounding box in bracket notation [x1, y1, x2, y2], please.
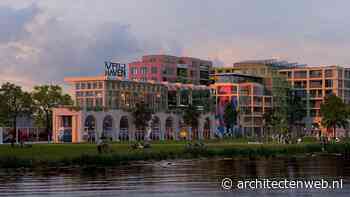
[102, 115, 114, 141]
[84, 115, 96, 143]
[150, 116, 161, 140]
[165, 116, 175, 140]
[119, 116, 129, 141]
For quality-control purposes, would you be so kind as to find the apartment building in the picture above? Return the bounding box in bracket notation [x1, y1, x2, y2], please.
[210, 81, 272, 136]
[52, 76, 214, 143]
[279, 65, 350, 133]
[128, 55, 212, 85]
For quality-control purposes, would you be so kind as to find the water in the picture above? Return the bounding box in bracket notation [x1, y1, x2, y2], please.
[0, 156, 349, 196]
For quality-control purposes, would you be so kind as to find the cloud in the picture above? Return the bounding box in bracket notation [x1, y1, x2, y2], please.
[0, 4, 39, 43]
[2, 0, 350, 89]
[0, 3, 183, 89]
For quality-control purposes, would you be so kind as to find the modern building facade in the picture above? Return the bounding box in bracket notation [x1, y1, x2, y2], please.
[212, 59, 304, 93]
[53, 76, 214, 143]
[279, 65, 350, 135]
[211, 82, 272, 136]
[212, 59, 350, 137]
[128, 55, 212, 85]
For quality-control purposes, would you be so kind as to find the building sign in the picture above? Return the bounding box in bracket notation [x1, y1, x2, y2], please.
[104, 61, 128, 80]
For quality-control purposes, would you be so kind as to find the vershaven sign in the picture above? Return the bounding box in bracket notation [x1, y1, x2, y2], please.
[104, 61, 128, 80]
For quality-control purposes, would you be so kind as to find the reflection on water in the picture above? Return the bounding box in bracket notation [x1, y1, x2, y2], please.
[0, 156, 349, 197]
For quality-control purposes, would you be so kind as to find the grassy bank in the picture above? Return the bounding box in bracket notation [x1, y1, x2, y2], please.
[1, 141, 350, 168]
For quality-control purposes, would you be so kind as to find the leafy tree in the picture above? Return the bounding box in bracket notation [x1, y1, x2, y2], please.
[286, 90, 306, 136]
[132, 102, 153, 132]
[320, 94, 349, 139]
[31, 85, 73, 140]
[0, 82, 33, 143]
[223, 103, 238, 135]
[270, 76, 290, 136]
[183, 104, 201, 129]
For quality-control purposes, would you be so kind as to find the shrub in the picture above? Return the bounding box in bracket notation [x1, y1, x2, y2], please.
[184, 141, 208, 156]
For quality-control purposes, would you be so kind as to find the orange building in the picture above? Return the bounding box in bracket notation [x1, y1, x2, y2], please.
[279, 65, 350, 136]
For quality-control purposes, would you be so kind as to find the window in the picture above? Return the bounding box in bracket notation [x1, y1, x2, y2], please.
[151, 66, 157, 74]
[294, 81, 307, 89]
[310, 80, 322, 88]
[326, 90, 333, 96]
[294, 71, 307, 78]
[131, 67, 137, 75]
[81, 83, 86, 89]
[86, 98, 94, 108]
[309, 70, 322, 78]
[325, 80, 333, 88]
[295, 90, 307, 97]
[98, 82, 103, 89]
[87, 83, 91, 89]
[231, 86, 238, 94]
[93, 82, 97, 89]
[75, 83, 80, 90]
[76, 91, 82, 97]
[345, 70, 350, 78]
[325, 69, 333, 78]
[141, 67, 148, 74]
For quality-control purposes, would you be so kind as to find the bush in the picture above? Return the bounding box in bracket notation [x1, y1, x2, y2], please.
[184, 141, 208, 156]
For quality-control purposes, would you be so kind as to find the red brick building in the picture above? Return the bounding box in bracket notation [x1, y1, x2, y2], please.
[128, 55, 212, 85]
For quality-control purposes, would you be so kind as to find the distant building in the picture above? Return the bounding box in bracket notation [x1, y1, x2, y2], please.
[279, 65, 350, 136]
[210, 72, 272, 137]
[53, 76, 214, 143]
[128, 55, 212, 85]
[213, 59, 350, 137]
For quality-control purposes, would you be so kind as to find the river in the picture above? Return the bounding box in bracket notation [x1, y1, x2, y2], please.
[0, 156, 349, 196]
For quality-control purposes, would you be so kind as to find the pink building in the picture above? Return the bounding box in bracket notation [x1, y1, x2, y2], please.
[128, 55, 212, 85]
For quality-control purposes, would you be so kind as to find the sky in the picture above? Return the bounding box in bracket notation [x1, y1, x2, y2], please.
[1, 0, 350, 89]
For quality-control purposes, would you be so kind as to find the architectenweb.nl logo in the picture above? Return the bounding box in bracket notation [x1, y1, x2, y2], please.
[221, 178, 343, 190]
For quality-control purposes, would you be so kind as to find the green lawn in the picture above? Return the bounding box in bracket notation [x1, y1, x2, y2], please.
[0, 140, 349, 168]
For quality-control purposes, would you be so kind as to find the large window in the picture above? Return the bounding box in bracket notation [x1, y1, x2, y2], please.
[131, 67, 137, 75]
[294, 81, 307, 89]
[325, 69, 333, 78]
[309, 70, 322, 78]
[294, 71, 307, 78]
[310, 80, 322, 88]
[151, 66, 158, 74]
[141, 67, 148, 74]
[325, 80, 333, 88]
[75, 83, 80, 90]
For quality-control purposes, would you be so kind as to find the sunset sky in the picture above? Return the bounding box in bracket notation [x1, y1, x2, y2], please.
[1, 0, 350, 89]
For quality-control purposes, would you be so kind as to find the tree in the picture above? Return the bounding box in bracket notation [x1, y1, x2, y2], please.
[31, 85, 73, 141]
[320, 94, 349, 139]
[0, 82, 33, 144]
[182, 104, 201, 140]
[183, 104, 201, 129]
[223, 103, 238, 136]
[132, 102, 153, 132]
[286, 90, 306, 137]
[270, 76, 290, 138]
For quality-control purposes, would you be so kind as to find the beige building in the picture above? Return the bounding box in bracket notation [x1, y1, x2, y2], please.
[279, 65, 350, 135]
[53, 76, 214, 143]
